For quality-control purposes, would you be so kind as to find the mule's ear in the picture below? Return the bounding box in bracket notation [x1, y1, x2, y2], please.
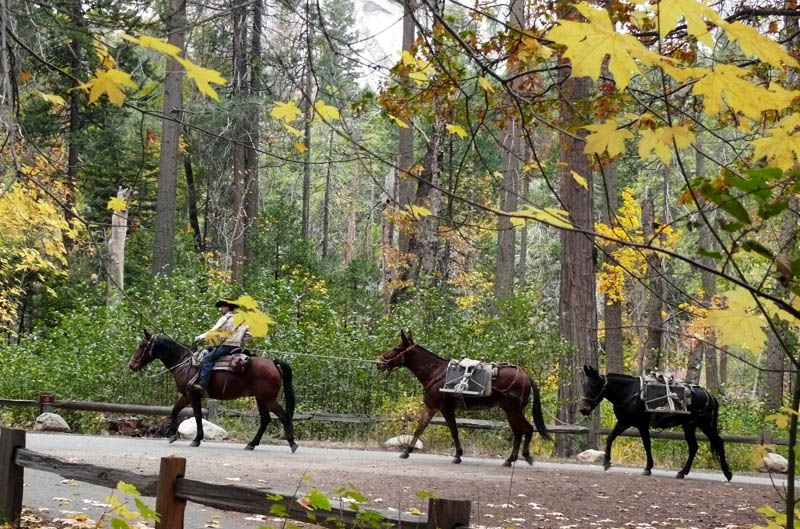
[405, 330, 414, 343]
[400, 329, 408, 344]
[144, 328, 152, 339]
[583, 364, 594, 376]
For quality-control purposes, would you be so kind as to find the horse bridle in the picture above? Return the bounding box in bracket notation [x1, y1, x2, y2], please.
[581, 375, 608, 407]
[380, 343, 416, 368]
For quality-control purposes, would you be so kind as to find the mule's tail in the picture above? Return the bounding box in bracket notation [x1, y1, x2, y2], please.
[275, 358, 296, 419]
[530, 377, 552, 441]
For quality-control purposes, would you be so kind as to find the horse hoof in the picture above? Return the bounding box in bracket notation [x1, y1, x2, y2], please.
[244, 444, 255, 451]
[525, 456, 534, 466]
[642, 469, 651, 476]
[603, 463, 611, 471]
[290, 442, 299, 454]
[502, 460, 513, 467]
[167, 435, 177, 444]
[724, 470, 733, 481]
[676, 471, 685, 479]
[399, 452, 410, 459]
[189, 441, 200, 447]
[451, 457, 461, 464]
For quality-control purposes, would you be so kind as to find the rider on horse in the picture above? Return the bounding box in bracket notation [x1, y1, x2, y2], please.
[193, 298, 252, 393]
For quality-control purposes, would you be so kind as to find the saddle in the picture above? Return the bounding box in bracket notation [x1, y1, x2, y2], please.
[640, 372, 691, 415]
[187, 349, 251, 385]
[441, 357, 496, 397]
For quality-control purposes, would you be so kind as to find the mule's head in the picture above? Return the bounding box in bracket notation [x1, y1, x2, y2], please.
[130, 329, 156, 371]
[578, 364, 607, 416]
[377, 330, 415, 373]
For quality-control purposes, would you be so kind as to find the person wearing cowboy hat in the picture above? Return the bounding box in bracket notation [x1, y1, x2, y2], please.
[193, 298, 252, 393]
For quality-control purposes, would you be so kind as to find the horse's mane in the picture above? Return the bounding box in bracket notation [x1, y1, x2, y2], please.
[153, 334, 190, 361]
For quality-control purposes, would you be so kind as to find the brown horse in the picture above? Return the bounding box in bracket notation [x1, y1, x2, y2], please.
[377, 331, 551, 466]
[130, 330, 297, 452]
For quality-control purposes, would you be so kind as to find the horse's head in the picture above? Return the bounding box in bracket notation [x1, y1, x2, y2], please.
[377, 330, 415, 373]
[578, 364, 607, 416]
[130, 329, 157, 371]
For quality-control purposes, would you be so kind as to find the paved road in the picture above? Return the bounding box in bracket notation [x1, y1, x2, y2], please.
[20, 433, 790, 529]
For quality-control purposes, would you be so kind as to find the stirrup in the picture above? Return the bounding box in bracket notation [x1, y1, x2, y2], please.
[192, 383, 207, 395]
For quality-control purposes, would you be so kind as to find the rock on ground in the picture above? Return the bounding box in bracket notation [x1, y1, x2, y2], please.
[32, 412, 71, 433]
[178, 418, 228, 440]
[760, 452, 788, 473]
[384, 434, 423, 450]
[575, 449, 605, 463]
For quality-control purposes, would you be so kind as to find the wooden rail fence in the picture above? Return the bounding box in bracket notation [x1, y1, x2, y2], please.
[0, 395, 785, 446]
[0, 427, 470, 529]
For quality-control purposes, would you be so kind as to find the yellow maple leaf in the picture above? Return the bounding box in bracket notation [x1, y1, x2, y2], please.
[388, 114, 410, 128]
[750, 444, 777, 466]
[207, 329, 232, 346]
[478, 76, 495, 93]
[752, 114, 800, 170]
[546, 2, 659, 90]
[507, 206, 573, 230]
[295, 142, 308, 153]
[233, 309, 275, 338]
[121, 33, 182, 57]
[18, 71, 31, 83]
[86, 68, 138, 106]
[282, 122, 304, 137]
[95, 42, 117, 69]
[705, 287, 767, 354]
[175, 56, 226, 101]
[720, 21, 799, 70]
[766, 412, 789, 429]
[35, 91, 66, 107]
[271, 100, 302, 123]
[571, 170, 589, 190]
[405, 204, 433, 220]
[582, 119, 633, 157]
[314, 100, 340, 121]
[656, 0, 722, 49]
[107, 196, 128, 212]
[401, 50, 416, 66]
[409, 70, 428, 86]
[446, 123, 467, 138]
[637, 125, 694, 165]
[229, 294, 260, 310]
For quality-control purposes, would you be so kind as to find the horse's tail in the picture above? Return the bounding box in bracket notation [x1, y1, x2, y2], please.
[529, 376, 552, 441]
[275, 358, 296, 419]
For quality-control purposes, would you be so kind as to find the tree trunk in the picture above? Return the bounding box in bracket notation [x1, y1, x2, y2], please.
[152, 0, 185, 276]
[183, 153, 203, 252]
[493, 0, 525, 301]
[322, 129, 334, 258]
[555, 73, 598, 457]
[601, 160, 624, 374]
[640, 194, 664, 373]
[244, 0, 262, 264]
[230, 0, 249, 283]
[64, 0, 83, 249]
[411, 111, 445, 280]
[107, 188, 132, 308]
[301, 15, 314, 240]
[344, 166, 358, 265]
[517, 169, 529, 289]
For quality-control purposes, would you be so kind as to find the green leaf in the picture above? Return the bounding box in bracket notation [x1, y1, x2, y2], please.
[741, 240, 774, 260]
[116, 482, 140, 497]
[758, 200, 789, 220]
[699, 183, 751, 224]
[269, 504, 289, 518]
[794, 443, 800, 461]
[111, 518, 130, 529]
[266, 493, 284, 501]
[697, 248, 723, 260]
[134, 498, 160, 521]
[415, 489, 437, 499]
[308, 489, 332, 511]
[358, 510, 386, 529]
[723, 170, 771, 201]
[719, 220, 744, 232]
[744, 167, 783, 181]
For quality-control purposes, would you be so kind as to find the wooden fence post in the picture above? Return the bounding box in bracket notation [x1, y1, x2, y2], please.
[426, 498, 471, 529]
[0, 427, 25, 527]
[155, 456, 186, 529]
[207, 399, 218, 423]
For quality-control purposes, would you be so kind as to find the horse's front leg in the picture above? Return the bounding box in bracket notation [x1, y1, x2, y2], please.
[167, 393, 190, 443]
[637, 424, 654, 475]
[189, 394, 204, 447]
[400, 405, 436, 459]
[604, 421, 629, 471]
[440, 406, 463, 464]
